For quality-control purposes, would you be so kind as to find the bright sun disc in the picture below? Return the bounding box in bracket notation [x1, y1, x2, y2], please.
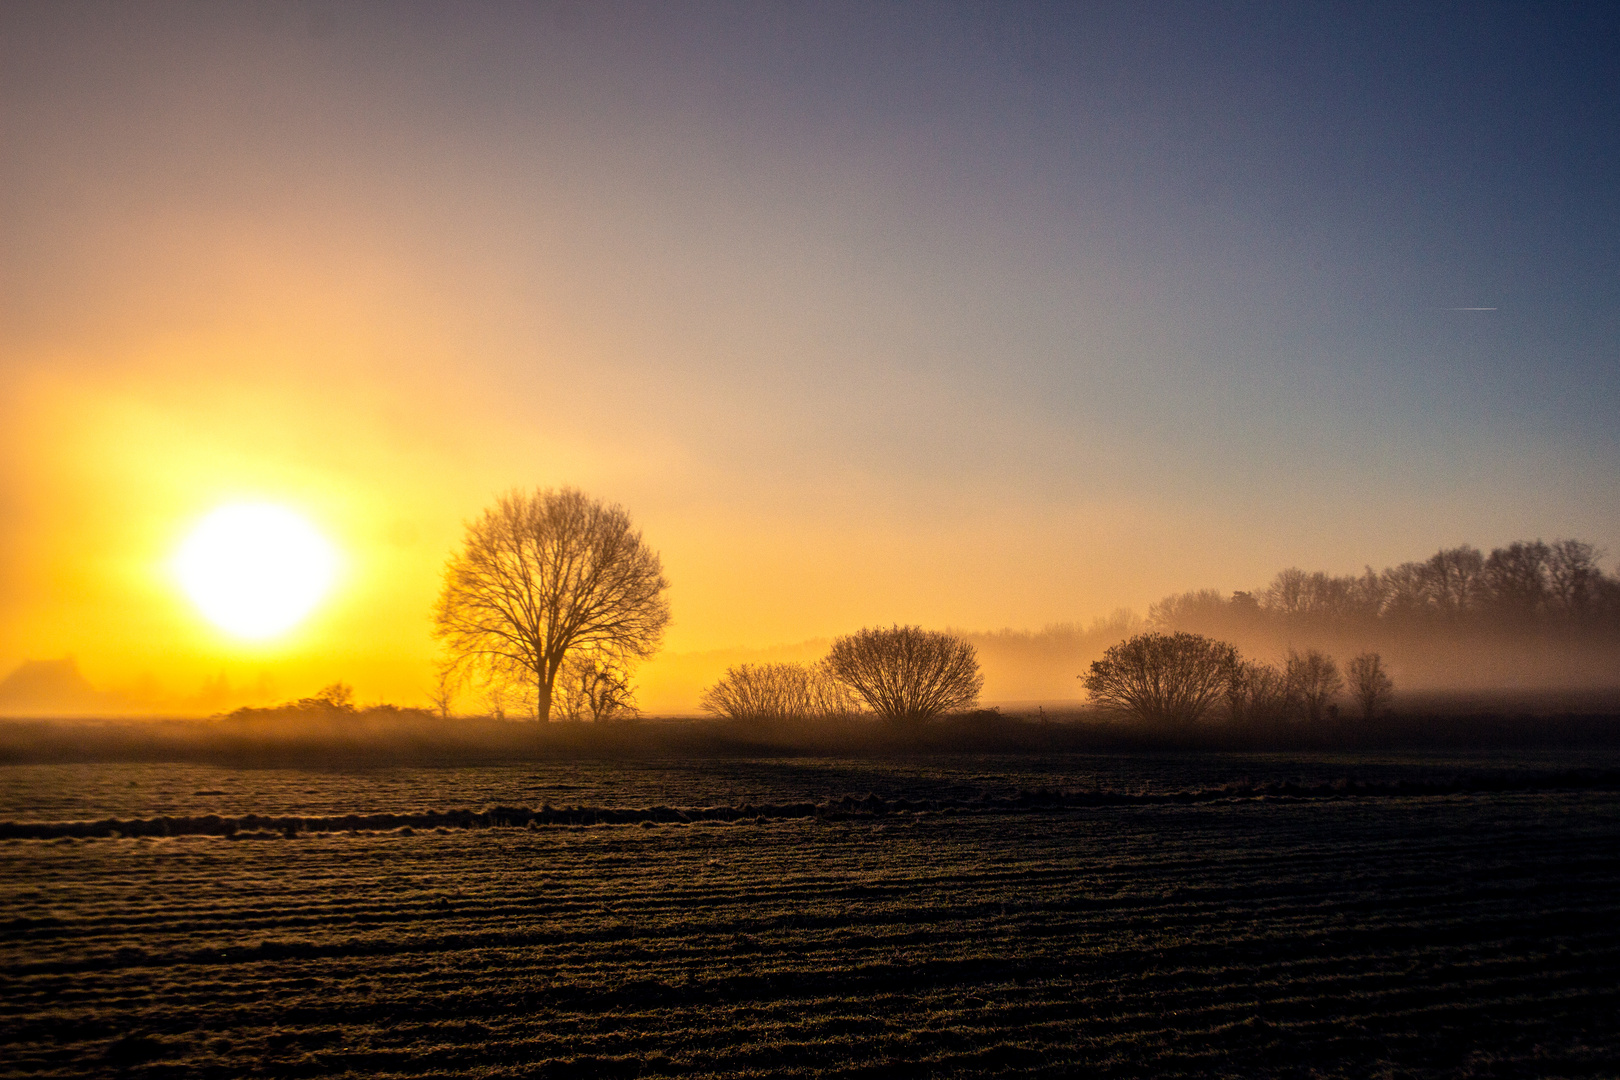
[174, 503, 339, 640]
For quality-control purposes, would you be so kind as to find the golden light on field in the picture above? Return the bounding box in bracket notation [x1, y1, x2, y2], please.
[173, 503, 340, 642]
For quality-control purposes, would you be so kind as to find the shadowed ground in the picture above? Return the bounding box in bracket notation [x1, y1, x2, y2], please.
[3, 768, 1618, 1077]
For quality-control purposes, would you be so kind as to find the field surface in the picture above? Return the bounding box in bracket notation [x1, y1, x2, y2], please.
[4, 752, 1619, 1077]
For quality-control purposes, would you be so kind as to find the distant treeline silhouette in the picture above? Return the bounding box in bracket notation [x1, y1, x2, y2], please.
[1157, 539, 1616, 627]
[1149, 539, 1620, 689]
[220, 682, 439, 726]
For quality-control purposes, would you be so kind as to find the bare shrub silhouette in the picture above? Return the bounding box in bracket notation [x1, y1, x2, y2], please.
[699, 662, 860, 723]
[224, 682, 360, 718]
[433, 488, 670, 721]
[482, 680, 516, 721]
[1348, 651, 1394, 719]
[292, 682, 356, 712]
[555, 651, 641, 722]
[1085, 634, 1353, 727]
[1082, 632, 1237, 725]
[825, 626, 982, 724]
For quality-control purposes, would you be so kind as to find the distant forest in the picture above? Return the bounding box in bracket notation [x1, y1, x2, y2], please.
[1150, 539, 1620, 690]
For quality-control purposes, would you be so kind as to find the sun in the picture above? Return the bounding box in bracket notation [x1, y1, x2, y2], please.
[174, 503, 340, 641]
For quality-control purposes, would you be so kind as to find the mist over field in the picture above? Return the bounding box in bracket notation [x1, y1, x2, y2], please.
[6, 536, 1616, 719]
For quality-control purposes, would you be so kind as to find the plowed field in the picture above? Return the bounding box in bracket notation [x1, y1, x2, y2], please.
[4, 754, 1619, 1077]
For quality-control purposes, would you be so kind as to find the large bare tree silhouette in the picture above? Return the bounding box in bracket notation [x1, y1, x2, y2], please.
[433, 488, 670, 721]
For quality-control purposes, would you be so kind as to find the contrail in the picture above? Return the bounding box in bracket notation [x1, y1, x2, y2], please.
[1447, 306, 1497, 311]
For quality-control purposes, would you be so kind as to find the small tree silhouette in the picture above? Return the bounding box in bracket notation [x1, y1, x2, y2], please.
[427, 664, 461, 720]
[1284, 648, 1343, 722]
[1347, 651, 1394, 719]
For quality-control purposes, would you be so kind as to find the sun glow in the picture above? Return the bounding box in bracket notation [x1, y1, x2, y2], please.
[173, 503, 339, 641]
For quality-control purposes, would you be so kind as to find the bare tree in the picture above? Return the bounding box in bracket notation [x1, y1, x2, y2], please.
[1284, 647, 1343, 722]
[427, 665, 457, 720]
[1546, 539, 1606, 616]
[1082, 632, 1237, 725]
[699, 661, 860, 723]
[1347, 566, 1388, 620]
[825, 625, 982, 724]
[1379, 561, 1431, 618]
[1264, 568, 1311, 615]
[1347, 651, 1393, 719]
[483, 680, 514, 721]
[432, 488, 671, 722]
[1484, 540, 1551, 615]
[1420, 545, 1487, 614]
[1221, 658, 1259, 723]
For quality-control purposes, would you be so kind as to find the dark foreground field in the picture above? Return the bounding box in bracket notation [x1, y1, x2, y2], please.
[3, 755, 1619, 1078]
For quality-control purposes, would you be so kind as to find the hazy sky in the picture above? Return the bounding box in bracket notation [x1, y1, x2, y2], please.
[3, 2, 1618, 710]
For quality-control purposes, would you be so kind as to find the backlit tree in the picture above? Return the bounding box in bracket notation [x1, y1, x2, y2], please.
[432, 488, 670, 721]
[825, 625, 982, 724]
[1082, 632, 1237, 725]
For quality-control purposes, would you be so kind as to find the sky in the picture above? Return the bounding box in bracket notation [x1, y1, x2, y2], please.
[2, 1, 1618, 713]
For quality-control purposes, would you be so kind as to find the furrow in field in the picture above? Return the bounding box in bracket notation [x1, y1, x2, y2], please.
[4, 793, 1618, 1078]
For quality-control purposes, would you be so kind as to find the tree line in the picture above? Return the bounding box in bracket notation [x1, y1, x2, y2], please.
[1153, 539, 1619, 630]
[1147, 539, 1620, 691]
